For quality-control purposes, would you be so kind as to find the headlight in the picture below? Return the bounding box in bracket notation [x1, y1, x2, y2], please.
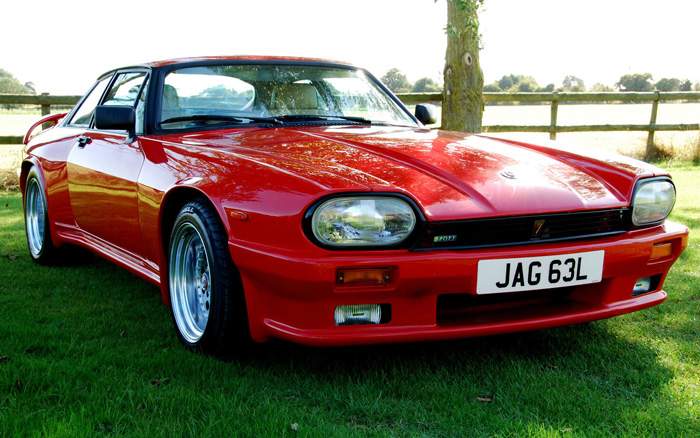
[631, 178, 676, 226]
[310, 196, 417, 247]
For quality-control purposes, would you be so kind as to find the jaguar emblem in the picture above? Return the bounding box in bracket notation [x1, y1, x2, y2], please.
[500, 169, 517, 179]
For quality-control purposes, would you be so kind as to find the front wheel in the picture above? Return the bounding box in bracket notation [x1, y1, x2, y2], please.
[168, 199, 251, 356]
[24, 167, 59, 264]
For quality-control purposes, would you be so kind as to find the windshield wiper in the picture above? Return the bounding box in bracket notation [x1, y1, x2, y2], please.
[273, 115, 417, 128]
[160, 114, 375, 128]
[272, 115, 372, 124]
[160, 115, 283, 126]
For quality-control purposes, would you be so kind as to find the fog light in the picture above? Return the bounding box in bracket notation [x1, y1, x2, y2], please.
[633, 277, 652, 296]
[335, 304, 381, 326]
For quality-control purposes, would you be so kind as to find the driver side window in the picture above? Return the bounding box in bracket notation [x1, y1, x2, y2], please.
[102, 72, 147, 107]
[68, 77, 111, 127]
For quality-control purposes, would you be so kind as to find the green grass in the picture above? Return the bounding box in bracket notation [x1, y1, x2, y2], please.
[1, 163, 699, 437]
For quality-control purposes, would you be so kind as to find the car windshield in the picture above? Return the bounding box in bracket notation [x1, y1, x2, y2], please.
[159, 64, 417, 129]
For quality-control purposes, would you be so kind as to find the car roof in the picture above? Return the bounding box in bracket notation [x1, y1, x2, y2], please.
[99, 55, 357, 77]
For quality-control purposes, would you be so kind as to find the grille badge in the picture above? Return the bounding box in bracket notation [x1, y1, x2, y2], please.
[434, 235, 457, 243]
[532, 219, 546, 237]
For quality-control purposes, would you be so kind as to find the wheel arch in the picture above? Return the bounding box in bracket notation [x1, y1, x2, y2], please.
[20, 157, 42, 196]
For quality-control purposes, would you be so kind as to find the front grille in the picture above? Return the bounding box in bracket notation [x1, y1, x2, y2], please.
[415, 208, 629, 250]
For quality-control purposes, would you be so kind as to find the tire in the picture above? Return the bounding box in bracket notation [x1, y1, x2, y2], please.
[168, 199, 251, 356]
[24, 167, 59, 264]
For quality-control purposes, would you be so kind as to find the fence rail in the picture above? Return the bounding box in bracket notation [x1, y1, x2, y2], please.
[2, 92, 699, 156]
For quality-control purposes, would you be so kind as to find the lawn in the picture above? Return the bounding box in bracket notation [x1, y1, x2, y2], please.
[0, 163, 698, 437]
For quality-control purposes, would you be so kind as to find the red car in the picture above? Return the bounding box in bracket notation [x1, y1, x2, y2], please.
[21, 56, 688, 355]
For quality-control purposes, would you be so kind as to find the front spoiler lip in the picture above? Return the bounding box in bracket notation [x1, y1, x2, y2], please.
[262, 291, 666, 347]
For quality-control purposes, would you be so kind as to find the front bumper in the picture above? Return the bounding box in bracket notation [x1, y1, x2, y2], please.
[229, 220, 688, 346]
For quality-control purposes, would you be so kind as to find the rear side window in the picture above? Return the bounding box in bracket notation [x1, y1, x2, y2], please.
[68, 77, 111, 127]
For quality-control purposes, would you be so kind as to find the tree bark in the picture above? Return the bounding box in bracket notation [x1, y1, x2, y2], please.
[442, 0, 484, 133]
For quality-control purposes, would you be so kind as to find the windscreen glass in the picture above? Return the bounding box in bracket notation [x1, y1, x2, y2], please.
[159, 64, 415, 129]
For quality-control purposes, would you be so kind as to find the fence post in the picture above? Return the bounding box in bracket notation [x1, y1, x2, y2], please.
[645, 91, 660, 160]
[40, 93, 51, 130]
[550, 93, 559, 140]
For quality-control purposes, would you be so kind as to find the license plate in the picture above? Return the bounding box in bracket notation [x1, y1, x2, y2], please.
[476, 250, 604, 294]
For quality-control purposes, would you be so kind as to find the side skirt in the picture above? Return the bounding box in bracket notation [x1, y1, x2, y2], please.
[55, 222, 161, 287]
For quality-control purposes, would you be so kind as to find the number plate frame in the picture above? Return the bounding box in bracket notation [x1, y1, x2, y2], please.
[476, 250, 605, 294]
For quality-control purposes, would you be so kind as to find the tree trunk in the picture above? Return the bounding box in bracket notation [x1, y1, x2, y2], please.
[442, 0, 484, 133]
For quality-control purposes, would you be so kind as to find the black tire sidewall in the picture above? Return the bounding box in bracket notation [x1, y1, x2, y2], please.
[168, 200, 237, 353]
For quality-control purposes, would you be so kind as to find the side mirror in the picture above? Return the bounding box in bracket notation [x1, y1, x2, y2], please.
[95, 105, 135, 132]
[415, 104, 437, 125]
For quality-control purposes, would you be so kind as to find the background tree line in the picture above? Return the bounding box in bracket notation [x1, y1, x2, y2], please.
[0, 69, 35, 95]
[0, 68, 36, 109]
[380, 67, 700, 94]
[380, 68, 443, 93]
[2, 63, 699, 109]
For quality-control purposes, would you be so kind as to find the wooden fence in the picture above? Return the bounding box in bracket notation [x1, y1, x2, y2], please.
[2, 92, 699, 157]
[398, 91, 700, 159]
[0, 93, 81, 144]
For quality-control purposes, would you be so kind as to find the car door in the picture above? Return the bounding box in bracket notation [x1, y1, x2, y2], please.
[66, 71, 149, 257]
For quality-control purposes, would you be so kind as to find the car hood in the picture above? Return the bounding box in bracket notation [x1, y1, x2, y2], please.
[167, 126, 663, 221]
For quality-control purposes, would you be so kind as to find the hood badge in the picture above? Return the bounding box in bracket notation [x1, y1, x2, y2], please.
[500, 169, 517, 179]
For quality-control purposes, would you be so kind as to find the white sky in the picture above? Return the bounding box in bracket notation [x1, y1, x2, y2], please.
[2, 0, 698, 95]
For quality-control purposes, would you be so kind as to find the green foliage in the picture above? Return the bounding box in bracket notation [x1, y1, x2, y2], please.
[656, 78, 682, 92]
[591, 83, 614, 92]
[380, 70, 441, 94]
[0, 69, 33, 95]
[510, 76, 535, 92]
[616, 73, 654, 92]
[380, 68, 412, 93]
[516, 81, 535, 92]
[486, 75, 541, 93]
[412, 77, 442, 93]
[497, 74, 518, 91]
[653, 78, 695, 92]
[443, 0, 486, 51]
[562, 75, 586, 91]
[0, 69, 35, 110]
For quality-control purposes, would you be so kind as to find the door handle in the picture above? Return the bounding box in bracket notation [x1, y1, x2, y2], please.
[77, 136, 92, 148]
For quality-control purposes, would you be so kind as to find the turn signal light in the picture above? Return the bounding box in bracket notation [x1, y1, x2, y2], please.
[337, 268, 390, 286]
[650, 242, 672, 260]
